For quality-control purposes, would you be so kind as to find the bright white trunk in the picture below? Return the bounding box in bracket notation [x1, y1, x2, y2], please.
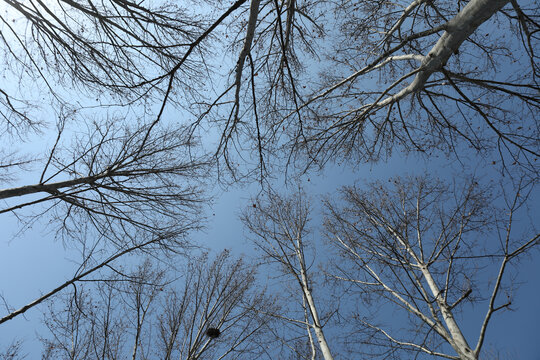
[312, 324, 334, 360]
[302, 286, 334, 360]
[420, 267, 475, 360]
[379, 0, 510, 107]
[382, 219, 476, 359]
[410, 0, 509, 91]
[295, 241, 334, 360]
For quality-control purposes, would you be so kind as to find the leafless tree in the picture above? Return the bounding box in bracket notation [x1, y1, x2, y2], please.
[0, 120, 208, 328]
[39, 250, 274, 360]
[0, 0, 263, 348]
[40, 258, 166, 360]
[242, 189, 336, 360]
[0, 340, 24, 360]
[4, 0, 535, 180]
[0, 231, 179, 326]
[200, 0, 539, 178]
[155, 250, 275, 360]
[0, 0, 222, 332]
[1, 121, 206, 237]
[0, 0, 210, 127]
[324, 176, 539, 359]
[14, 125, 205, 232]
[1, 0, 538, 357]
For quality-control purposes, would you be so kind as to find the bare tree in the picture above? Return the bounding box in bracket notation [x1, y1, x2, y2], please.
[1, 121, 206, 238]
[1, 0, 538, 357]
[0, 0, 260, 347]
[0, 0, 210, 126]
[0, 231, 179, 326]
[324, 176, 539, 359]
[155, 250, 274, 360]
[0, 340, 24, 360]
[4, 0, 535, 179]
[0, 0, 227, 331]
[40, 258, 166, 360]
[40, 250, 274, 360]
[198, 0, 539, 178]
[0, 120, 208, 328]
[242, 189, 335, 360]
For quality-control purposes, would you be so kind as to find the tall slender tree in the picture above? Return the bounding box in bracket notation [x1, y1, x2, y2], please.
[324, 176, 538, 359]
[242, 189, 335, 360]
[39, 251, 274, 360]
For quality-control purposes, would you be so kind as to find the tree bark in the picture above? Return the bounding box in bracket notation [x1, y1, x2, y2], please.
[380, 0, 510, 106]
[296, 244, 334, 360]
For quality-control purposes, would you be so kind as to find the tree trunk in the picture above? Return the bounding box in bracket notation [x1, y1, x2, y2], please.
[296, 244, 334, 360]
[384, 0, 510, 105]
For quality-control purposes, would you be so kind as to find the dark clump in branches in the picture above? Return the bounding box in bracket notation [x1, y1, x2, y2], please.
[39, 252, 275, 360]
[206, 327, 221, 338]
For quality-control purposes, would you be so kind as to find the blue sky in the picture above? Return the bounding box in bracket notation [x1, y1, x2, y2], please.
[197, 152, 540, 358]
[1, 147, 539, 358]
[0, 1, 539, 358]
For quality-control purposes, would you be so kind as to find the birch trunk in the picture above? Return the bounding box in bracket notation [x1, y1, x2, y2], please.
[420, 266, 476, 360]
[400, 0, 510, 95]
[296, 241, 334, 360]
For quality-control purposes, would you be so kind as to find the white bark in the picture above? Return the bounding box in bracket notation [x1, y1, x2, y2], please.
[334, 235, 451, 341]
[374, 0, 511, 110]
[373, 217, 475, 360]
[295, 238, 334, 360]
[405, 0, 510, 94]
[301, 0, 510, 115]
[420, 267, 475, 360]
[301, 283, 334, 360]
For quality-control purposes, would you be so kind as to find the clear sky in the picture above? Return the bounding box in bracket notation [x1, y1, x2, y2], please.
[195, 153, 540, 358]
[1, 147, 539, 358]
[0, 0, 539, 359]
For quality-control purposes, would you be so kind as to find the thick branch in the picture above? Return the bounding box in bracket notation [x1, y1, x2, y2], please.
[0, 236, 166, 325]
[406, 0, 509, 93]
[0, 176, 101, 200]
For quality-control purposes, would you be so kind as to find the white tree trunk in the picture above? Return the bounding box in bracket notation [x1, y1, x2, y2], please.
[379, 0, 510, 107]
[409, 0, 509, 91]
[420, 267, 476, 360]
[302, 279, 334, 360]
[295, 239, 334, 360]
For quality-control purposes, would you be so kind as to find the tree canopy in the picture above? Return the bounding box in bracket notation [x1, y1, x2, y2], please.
[0, 0, 538, 358]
